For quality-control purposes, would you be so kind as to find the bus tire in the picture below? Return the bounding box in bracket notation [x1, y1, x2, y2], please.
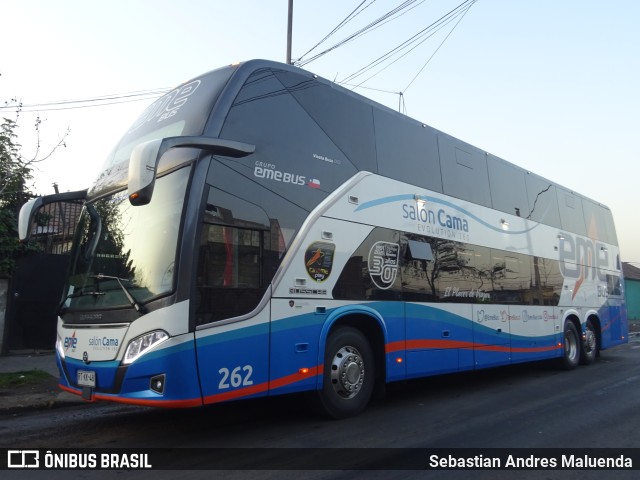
[315, 327, 374, 419]
[580, 319, 598, 365]
[560, 321, 580, 370]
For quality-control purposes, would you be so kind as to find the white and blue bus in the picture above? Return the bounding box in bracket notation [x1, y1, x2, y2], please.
[20, 60, 628, 418]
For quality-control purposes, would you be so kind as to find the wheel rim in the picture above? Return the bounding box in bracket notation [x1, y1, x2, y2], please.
[565, 329, 578, 362]
[584, 328, 597, 354]
[330, 346, 365, 399]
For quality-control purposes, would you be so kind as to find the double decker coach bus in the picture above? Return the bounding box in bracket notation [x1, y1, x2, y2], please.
[20, 59, 627, 418]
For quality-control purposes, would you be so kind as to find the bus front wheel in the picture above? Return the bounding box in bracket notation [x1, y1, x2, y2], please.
[315, 327, 375, 419]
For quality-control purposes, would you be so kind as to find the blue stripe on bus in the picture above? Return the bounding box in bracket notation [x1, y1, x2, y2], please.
[57, 301, 621, 407]
[195, 322, 269, 347]
[60, 338, 202, 404]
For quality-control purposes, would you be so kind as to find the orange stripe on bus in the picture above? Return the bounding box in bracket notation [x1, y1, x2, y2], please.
[386, 340, 562, 354]
[59, 384, 203, 408]
[203, 365, 324, 405]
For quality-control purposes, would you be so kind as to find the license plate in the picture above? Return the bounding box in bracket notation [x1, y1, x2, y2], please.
[77, 370, 96, 388]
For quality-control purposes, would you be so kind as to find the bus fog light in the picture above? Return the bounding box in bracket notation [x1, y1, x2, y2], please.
[123, 330, 169, 364]
[150, 374, 166, 394]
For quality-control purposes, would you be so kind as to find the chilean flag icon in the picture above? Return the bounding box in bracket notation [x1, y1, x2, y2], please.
[308, 178, 321, 189]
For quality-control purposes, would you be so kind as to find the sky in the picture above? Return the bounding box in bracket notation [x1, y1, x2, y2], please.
[2, 0, 639, 263]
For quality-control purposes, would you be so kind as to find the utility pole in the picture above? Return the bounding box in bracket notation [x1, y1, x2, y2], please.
[286, 0, 293, 64]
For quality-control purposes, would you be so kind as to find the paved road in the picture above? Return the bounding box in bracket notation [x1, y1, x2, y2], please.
[2, 338, 640, 479]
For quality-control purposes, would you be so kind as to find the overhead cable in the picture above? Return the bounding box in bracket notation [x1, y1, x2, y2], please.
[295, 0, 373, 63]
[295, 0, 422, 67]
[0, 88, 170, 113]
[338, 0, 476, 86]
[403, 0, 477, 92]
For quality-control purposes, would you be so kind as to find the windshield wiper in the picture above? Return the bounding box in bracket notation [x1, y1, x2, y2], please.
[91, 274, 147, 314]
[69, 290, 107, 298]
[57, 290, 106, 316]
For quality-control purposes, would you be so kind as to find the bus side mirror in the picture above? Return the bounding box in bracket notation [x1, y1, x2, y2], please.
[18, 198, 40, 241]
[128, 139, 163, 206]
[127, 136, 255, 206]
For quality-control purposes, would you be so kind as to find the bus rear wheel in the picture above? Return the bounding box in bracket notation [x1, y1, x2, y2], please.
[560, 321, 580, 370]
[315, 327, 374, 419]
[580, 319, 599, 365]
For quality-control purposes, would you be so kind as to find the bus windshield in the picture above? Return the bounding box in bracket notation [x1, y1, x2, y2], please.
[64, 167, 190, 311]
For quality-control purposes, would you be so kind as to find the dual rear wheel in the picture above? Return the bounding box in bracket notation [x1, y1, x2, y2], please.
[561, 319, 599, 370]
[580, 320, 598, 365]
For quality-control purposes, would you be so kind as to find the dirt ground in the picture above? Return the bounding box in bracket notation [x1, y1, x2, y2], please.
[0, 374, 62, 412]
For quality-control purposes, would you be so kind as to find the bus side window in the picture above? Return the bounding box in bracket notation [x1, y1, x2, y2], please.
[195, 186, 278, 325]
[196, 225, 266, 324]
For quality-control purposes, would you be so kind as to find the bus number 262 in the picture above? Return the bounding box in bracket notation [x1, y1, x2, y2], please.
[218, 365, 254, 389]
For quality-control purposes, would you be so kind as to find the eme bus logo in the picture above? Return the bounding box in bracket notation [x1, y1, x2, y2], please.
[558, 232, 615, 300]
[63, 331, 78, 352]
[558, 232, 609, 282]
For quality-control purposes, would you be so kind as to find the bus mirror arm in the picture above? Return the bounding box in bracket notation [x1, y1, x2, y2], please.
[128, 136, 255, 206]
[157, 136, 255, 159]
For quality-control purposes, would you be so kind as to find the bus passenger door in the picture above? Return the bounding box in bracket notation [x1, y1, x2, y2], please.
[193, 222, 272, 406]
[195, 312, 270, 406]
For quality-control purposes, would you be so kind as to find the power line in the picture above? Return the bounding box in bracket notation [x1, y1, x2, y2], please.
[359, 0, 429, 38]
[295, 0, 423, 67]
[11, 88, 170, 108]
[340, 83, 400, 95]
[295, 0, 372, 63]
[3, 2, 476, 115]
[17, 96, 165, 113]
[297, 0, 417, 66]
[0, 88, 170, 113]
[403, 0, 477, 92]
[339, 0, 476, 86]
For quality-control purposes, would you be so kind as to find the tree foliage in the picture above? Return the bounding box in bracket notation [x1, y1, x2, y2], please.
[0, 107, 28, 199]
[0, 99, 69, 276]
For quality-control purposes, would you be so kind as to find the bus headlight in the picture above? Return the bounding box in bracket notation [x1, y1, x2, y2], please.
[123, 330, 169, 365]
[56, 335, 65, 360]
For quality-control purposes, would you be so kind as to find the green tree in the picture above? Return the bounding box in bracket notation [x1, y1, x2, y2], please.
[0, 99, 68, 275]
[0, 112, 27, 194]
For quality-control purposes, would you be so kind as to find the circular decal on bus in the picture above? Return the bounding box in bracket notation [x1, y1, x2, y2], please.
[304, 242, 335, 282]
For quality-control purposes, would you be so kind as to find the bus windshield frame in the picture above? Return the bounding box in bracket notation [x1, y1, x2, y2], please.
[63, 166, 191, 313]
